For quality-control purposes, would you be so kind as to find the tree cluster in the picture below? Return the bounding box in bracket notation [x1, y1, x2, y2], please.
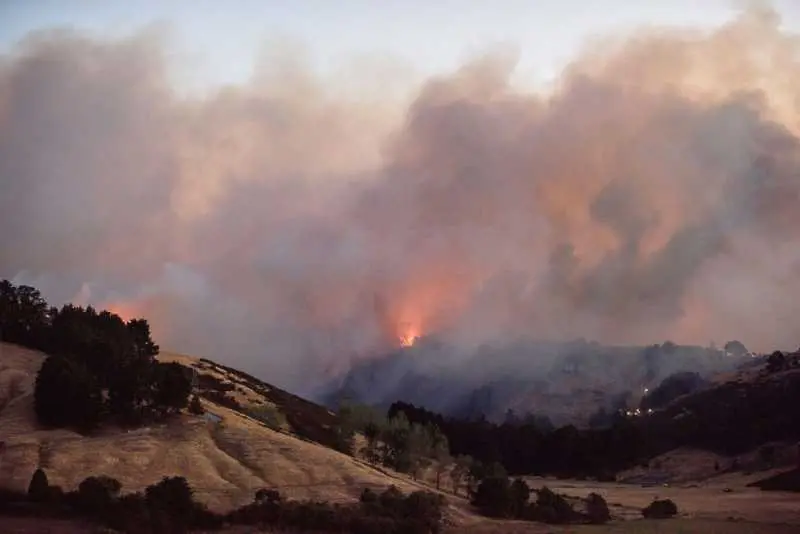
[765, 350, 800, 373]
[469, 473, 609, 525]
[388, 401, 639, 479]
[1, 280, 191, 432]
[232, 485, 445, 534]
[338, 403, 453, 486]
[6, 468, 446, 534]
[389, 350, 800, 478]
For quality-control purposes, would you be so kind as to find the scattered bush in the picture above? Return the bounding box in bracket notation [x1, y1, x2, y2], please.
[642, 498, 678, 519]
[247, 403, 288, 431]
[10, 468, 447, 534]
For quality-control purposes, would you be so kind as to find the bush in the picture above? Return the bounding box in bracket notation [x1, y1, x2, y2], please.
[255, 488, 282, 504]
[76, 476, 122, 515]
[34, 356, 104, 433]
[585, 492, 610, 524]
[642, 498, 678, 519]
[471, 476, 511, 517]
[531, 486, 579, 524]
[27, 468, 50, 503]
[145, 476, 195, 519]
[509, 478, 531, 517]
[359, 488, 379, 504]
[188, 395, 204, 415]
[247, 403, 288, 430]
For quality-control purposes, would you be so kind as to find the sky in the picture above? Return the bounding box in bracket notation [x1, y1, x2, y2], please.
[3, 1, 800, 393]
[3, 0, 793, 92]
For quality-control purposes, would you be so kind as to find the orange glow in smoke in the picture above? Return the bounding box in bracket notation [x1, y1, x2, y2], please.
[101, 300, 140, 322]
[398, 322, 421, 347]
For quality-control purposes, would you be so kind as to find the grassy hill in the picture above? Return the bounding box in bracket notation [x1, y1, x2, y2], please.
[0, 342, 431, 512]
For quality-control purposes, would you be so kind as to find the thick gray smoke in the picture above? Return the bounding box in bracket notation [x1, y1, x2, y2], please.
[2, 6, 800, 392]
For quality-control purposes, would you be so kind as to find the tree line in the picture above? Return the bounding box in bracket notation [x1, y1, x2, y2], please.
[0, 280, 192, 432]
[386, 401, 641, 479]
[4, 467, 447, 534]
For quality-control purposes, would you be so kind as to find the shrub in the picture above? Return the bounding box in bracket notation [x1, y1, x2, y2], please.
[27, 468, 49, 503]
[247, 403, 288, 430]
[509, 478, 531, 517]
[531, 486, 579, 524]
[471, 476, 511, 517]
[585, 492, 610, 524]
[255, 488, 282, 504]
[145, 476, 194, 519]
[359, 488, 379, 504]
[188, 395, 204, 415]
[642, 498, 678, 519]
[76, 475, 122, 515]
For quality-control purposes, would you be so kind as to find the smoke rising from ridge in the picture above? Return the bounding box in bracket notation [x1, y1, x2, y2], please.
[2, 7, 800, 391]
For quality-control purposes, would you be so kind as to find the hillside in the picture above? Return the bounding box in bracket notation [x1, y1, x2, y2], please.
[0, 342, 430, 512]
[321, 338, 750, 425]
[3, 343, 800, 533]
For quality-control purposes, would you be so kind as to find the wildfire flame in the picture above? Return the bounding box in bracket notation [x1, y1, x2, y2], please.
[397, 322, 421, 348]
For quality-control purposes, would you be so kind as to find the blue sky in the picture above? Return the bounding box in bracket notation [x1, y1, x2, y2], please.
[1, 1, 798, 91]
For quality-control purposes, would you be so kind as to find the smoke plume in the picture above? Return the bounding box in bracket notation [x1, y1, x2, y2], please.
[2, 6, 800, 392]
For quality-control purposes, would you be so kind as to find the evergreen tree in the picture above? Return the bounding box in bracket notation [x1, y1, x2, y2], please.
[27, 468, 49, 503]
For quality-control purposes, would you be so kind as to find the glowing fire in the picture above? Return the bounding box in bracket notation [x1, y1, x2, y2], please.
[397, 323, 421, 348]
[99, 300, 143, 322]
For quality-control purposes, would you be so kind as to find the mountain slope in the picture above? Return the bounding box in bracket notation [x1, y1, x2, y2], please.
[0, 342, 427, 512]
[321, 338, 749, 425]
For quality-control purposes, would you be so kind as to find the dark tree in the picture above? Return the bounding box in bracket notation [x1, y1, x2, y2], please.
[34, 355, 104, 432]
[127, 318, 159, 361]
[152, 362, 192, 415]
[724, 340, 749, 357]
[27, 468, 49, 503]
[508, 478, 531, 518]
[146, 476, 195, 518]
[0, 282, 50, 348]
[188, 395, 204, 415]
[586, 492, 610, 524]
[77, 475, 122, 514]
[642, 498, 678, 519]
[767, 351, 787, 373]
[470, 477, 511, 518]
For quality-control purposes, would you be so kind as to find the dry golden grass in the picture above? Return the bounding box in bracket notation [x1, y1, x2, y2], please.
[0, 343, 432, 513]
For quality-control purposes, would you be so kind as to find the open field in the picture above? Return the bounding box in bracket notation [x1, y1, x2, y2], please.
[503, 477, 799, 534]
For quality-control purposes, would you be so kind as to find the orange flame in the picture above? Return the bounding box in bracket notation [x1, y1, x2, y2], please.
[396, 321, 421, 348]
[99, 300, 143, 322]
